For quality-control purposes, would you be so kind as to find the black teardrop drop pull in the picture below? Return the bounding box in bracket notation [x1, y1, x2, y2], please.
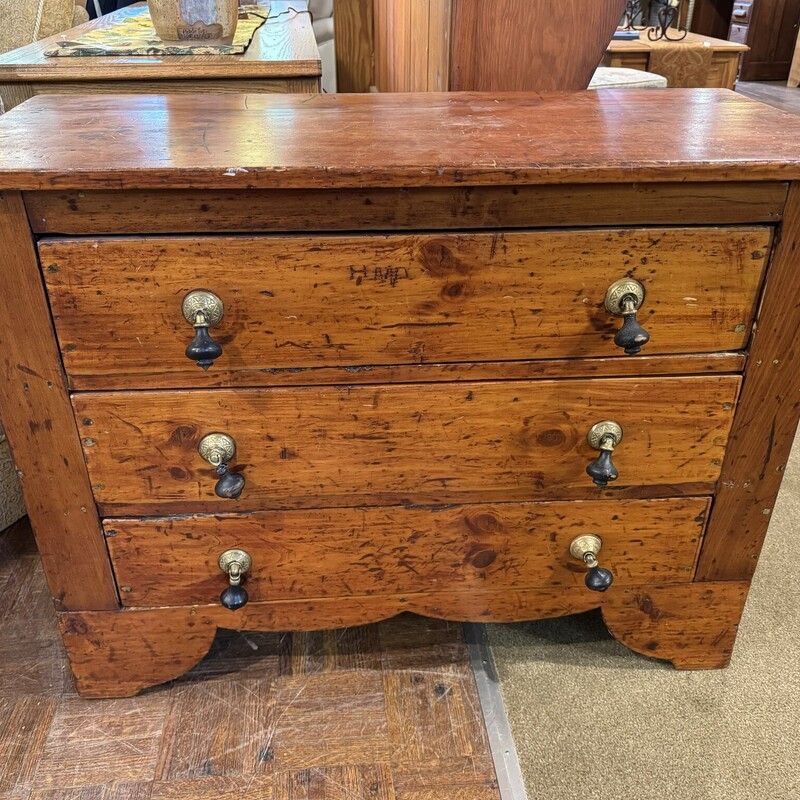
[214, 463, 246, 500]
[569, 535, 614, 594]
[185, 318, 223, 370]
[198, 434, 246, 502]
[604, 279, 650, 356]
[585, 566, 614, 592]
[220, 584, 249, 610]
[586, 445, 619, 488]
[182, 291, 224, 370]
[217, 549, 252, 611]
[614, 301, 651, 356]
[586, 421, 623, 488]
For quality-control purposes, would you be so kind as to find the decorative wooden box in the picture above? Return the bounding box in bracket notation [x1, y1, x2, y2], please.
[1, 90, 799, 697]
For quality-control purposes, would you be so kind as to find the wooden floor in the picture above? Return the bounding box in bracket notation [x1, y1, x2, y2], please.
[0, 519, 501, 800]
[736, 81, 800, 115]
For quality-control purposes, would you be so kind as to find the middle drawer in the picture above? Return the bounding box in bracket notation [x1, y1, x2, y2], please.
[74, 376, 739, 512]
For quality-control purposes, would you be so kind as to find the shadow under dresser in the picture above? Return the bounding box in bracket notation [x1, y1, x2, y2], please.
[1, 90, 800, 697]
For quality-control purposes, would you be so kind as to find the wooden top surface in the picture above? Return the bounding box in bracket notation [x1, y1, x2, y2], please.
[0, 2, 320, 82]
[607, 29, 749, 53]
[2, 89, 800, 190]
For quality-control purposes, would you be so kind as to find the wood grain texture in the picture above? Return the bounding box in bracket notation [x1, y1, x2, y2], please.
[0, 84, 33, 111]
[374, 0, 450, 92]
[19, 76, 319, 98]
[691, 0, 735, 39]
[697, 183, 800, 580]
[0, 697, 57, 792]
[0, 192, 117, 612]
[449, 0, 626, 91]
[57, 353, 748, 393]
[73, 377, 739, 511]
[32, 695, 170, 789]
[0, 2, 321, 81]
[41, 228, 770, 386]
[601, 582, 750, 669]
[61, 579, 749, 697]
[105, 498, 709, 607]
[59, 611, 219, 699]
[25, 182, 788, 236]
[3, 91, 800, 190]
[333, 0, 374, 92]
[426, 0, 452, 93]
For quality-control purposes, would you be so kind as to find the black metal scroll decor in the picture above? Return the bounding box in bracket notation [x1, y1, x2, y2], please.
[621, 0, 689, 40]
[647, 0, 689, 41]
[621, 0, 646, 30]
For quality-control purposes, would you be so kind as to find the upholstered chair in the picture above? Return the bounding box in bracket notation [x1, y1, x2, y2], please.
[0, 0, 88, 56]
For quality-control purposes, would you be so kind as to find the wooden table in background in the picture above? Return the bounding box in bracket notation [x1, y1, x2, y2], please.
[604, 30, 748, 88]
[0, 1, 321, 112]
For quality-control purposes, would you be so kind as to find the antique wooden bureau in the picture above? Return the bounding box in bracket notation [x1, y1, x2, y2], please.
[1, 90, 800, 698]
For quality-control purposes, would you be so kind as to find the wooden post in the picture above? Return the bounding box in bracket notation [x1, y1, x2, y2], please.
[0, 191, 118, 611]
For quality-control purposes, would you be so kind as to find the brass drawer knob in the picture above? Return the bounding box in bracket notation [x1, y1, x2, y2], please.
[198, 432, 246, 500]
[605, 278, 649, 355]
[569, 534, 614, 592]
[586, 420, 623, 488]
[218, 548, 252, 610]
[183, 290, 224, 370]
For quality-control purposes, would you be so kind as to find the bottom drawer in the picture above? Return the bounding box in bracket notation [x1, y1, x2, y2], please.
[106, 498, 709, 607]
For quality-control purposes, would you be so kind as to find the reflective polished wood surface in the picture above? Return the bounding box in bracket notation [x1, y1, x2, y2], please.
[2, 90, 800, 189]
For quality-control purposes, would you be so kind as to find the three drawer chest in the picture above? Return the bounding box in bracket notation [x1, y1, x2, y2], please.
[1, 90, 800, 697]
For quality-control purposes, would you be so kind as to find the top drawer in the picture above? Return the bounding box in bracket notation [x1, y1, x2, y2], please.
[40, 227, 771, 389]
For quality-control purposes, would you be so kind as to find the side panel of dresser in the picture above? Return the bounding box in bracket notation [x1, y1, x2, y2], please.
[0, 191, 117, 611]
[698, 183, 800, 581]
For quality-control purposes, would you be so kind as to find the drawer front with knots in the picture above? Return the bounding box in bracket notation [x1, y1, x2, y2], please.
[104, 499, 710, 607]
[73, 377, 738, 512]
[40, 228, 770, 389]
[2, 91, 800, 697]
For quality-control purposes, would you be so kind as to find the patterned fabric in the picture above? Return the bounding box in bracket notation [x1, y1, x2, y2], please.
[44, 5, 268, 56]
[647, 39, 713, 88]
[0, 0, 78, 55]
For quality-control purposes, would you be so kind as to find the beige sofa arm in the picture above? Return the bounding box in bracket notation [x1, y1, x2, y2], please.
[0, 423, 25, 532]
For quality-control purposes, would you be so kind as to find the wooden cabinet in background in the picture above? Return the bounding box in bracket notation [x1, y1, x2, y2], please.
[374, 0, 626, 91]
[692, 0, 736, 39]
[736, 0, 800, 80]
[693, 0, 800, 81]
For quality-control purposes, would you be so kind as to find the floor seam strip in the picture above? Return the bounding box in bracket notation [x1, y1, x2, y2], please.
[464, 622, 528, 800]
